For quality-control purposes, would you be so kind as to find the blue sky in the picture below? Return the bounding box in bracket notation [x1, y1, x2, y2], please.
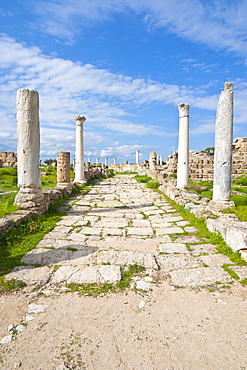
[0, 0, 247, 163]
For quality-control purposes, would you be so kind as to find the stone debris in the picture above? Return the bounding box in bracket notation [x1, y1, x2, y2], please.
[27, 304, 48, 314]
[0, 334, 14, 344]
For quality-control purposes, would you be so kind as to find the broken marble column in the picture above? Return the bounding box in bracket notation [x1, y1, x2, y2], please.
[74, 115, 86, 183]
[177, 103, 190, 189]
[149, 152, 157, 170]
[14, 88, 47, 213]
[209, 83, 235, 210]
[96, 158, 99, 164]
[105, 158, 108, 166]
[136, 150, 139, 164]
[113, 157, 117, 164]
[57, 152, 72, 190]
[160, 156, 163, 165]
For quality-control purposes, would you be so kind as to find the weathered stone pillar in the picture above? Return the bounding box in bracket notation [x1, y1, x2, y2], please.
[209, 83, 235, 210]
[177, 103, 190, 189]
[160, 156, 163, 165]
[105, 158, 108, 166]
[96, 158, 99, 164]
[136, 150, 139, 164]
[74, 115, 86, 183]
[57, 152, 72, 190]
[14, 88, 47, 213]
[113, 157, 117, 164]
[149, 152, 157, 170]
[88, 158, 91, 163]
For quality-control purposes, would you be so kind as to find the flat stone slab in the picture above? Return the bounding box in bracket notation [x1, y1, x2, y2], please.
[127, 227, 154, 236]
[21, 246, 97, 265]
[157, 254, 202, 272]
[185, 226, 198, 233]
[175, 235, 202, 244]
[97, 250, 159, 269]
[102, 228, 125, 236]
[62, 265, 122, 284]
[155, 226, 184, 235]
[191, 244, 217, 255]
[5, 266, 53, 285]
[80, 227, 102, 236]
[159, 243, 188, 254]
[199, 254, 231, 267]
[169, 267, 233, 287]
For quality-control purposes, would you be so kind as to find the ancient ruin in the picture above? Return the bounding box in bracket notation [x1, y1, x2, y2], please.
[74, 115, 86, 183]
[177, 103, 190, 189]
[0, 152, 17, 168]
[14, 89, 47, 213]
[56, 151, 72, 191]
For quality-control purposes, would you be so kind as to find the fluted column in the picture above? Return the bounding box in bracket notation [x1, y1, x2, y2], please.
[177, 103, 190, 189]
[74, 115, 86, 183]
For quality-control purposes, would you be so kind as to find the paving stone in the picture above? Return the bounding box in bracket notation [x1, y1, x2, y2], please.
[97, 250, 159, 269]
[155, 226, 184, 235]
[28, 303, 48, 313]
[127, 227, 154, 236]
[199, 254, 231, 267]
[5, 266, 53, 285]
[169, 267, 233, 287]
[176, 221, 190, 227]
[102, 228, 125, 236]
[175, 235, 202, 244]
[67, 232, 87, 242]
[81, 227, 102, 236]
[190, 244, 217, 255]
[132, 220, 151, 227]
[157, 254, 202, 272]
[66, 265, 121, 284]
[159, 243, 188, 254]
[185, 226, 198, 233]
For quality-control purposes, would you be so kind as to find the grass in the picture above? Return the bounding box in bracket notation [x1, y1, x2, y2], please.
[0, 168, 19, 217]
[134, 175, 152, 183]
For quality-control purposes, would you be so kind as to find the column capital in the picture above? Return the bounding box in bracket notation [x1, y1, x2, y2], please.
[74, 115, 86, 125]
[177, 103, 190, 117]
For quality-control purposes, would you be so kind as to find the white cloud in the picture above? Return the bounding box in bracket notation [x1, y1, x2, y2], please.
[29, 0, 247, 59]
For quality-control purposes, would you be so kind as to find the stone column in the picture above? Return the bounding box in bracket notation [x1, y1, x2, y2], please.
[96, 158, 99, 164]
[160, 156, 163, 165]
[57, 152, 72, 190]
[105, 158, 108, 166]
[113, 157, 117, 164]
[74, 115, 86, 183]
[88, 158, 91, 163]
[136, 150, 139, 164]
[177, 103, 190, 189]
[14, 88, 47, 213]
[149, 152, 157, 170]
[209, 83, 235, 210]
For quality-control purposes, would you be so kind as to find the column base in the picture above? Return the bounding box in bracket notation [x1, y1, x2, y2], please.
[207, 199, 235, 211]
[74, 178, 87, 184]
[14, 187, 48, 213]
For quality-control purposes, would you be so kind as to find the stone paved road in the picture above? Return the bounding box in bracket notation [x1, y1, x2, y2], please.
[5, 175, 247, 289]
